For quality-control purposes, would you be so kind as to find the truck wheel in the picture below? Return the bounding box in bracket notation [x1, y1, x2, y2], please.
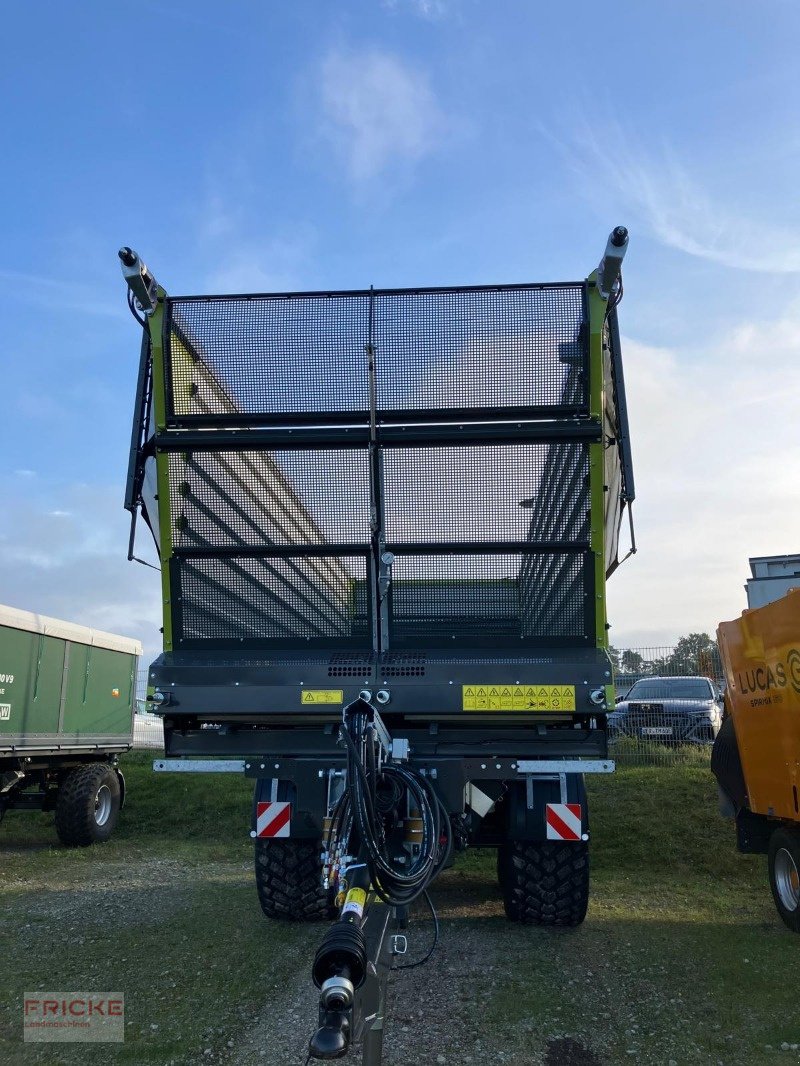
[255, 839, 336, 922]
[768, 827, 800, 932]
[55, 764, 121, 846]
[498, 840, 589, 926]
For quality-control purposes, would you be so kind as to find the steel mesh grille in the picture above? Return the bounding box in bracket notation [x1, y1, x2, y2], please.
[175, 555, 370, 645]
[382, 443, 589, 544]
[165, 284, 586, 419]
[167, 296, 371, 417]
[162, 282, 592, 649]
[169, 450, 371, 550]
[388, 552, 587, 645]
[374, 287, 585, 411]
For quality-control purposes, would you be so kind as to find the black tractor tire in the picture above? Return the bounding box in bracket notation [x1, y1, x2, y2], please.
[55, 763, 121, 846]
[498, 840, 589, 926]
[255, 839, 336, 921]
[496, 846, 509, 891]
[768, 827, 800, 933]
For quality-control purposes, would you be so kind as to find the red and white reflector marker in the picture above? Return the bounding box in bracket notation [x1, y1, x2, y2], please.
[545, 803, 582, 841]
[256, 801, 291, 838]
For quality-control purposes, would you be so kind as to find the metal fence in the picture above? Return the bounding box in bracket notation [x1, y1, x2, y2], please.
[133, 671, 164, 750]
[133, 644, 723, 766]
[608, 643, 723, 766]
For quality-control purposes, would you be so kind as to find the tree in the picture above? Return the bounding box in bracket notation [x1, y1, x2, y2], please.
[620, 648, 644, 674]
[664, 633, 716, 677]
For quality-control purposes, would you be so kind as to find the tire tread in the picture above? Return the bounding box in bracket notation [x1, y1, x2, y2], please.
[254, 839, 334, 922]
[54, 763, 120, 847]
[499, 840, 589, 926]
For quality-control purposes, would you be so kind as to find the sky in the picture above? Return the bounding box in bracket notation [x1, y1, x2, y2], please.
[1, 0, 799, 660]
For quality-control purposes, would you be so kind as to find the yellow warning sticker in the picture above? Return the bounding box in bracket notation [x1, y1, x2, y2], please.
[462, 685, 576, 712]
[300, 690, 344, 705]
[342, 887, 367, 918]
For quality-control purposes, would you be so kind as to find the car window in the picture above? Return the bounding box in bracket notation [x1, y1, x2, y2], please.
[626, 679, 712, 700]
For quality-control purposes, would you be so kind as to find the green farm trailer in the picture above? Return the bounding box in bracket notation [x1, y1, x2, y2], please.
[0, 604, 141, 845]
[121, 228, 634, 1061]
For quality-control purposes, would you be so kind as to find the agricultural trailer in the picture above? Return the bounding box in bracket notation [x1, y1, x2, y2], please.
[713, 586, 800, 931]
[120, 228, 635, 1060]
[0, 603, 141, 845]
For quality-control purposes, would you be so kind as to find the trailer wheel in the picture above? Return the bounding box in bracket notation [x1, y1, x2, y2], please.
[55, 763, 121, 846]
[255, 839, 336, 922]
[768, 827, 800, 932]
[498, 840, 589, 926]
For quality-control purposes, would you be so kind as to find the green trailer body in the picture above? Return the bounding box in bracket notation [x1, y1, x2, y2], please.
[124, 232, 633, 873]
[121, 231, 635, 1060]
[0, 604, 140, 753]
[0, 605, 141, 846]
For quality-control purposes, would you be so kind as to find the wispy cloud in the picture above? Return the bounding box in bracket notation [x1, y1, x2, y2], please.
[319, 47, 446, 181]
[0, 268, 125, 317]
[553, 120, 800, 274]
[381, 0, 450, 19]
[607, 300, 800, 645]
[202, 232, 315, 295]
[0, 482, 161, 657]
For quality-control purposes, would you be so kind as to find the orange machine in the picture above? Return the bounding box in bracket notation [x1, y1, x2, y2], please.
[713, 588, 800, 930]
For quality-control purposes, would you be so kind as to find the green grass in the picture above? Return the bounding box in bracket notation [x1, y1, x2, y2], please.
[1, 754, 797, 1064]
[485, 768, 799, 1065]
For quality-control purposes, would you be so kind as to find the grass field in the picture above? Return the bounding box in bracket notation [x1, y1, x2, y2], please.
[1, 753, 798, 1065]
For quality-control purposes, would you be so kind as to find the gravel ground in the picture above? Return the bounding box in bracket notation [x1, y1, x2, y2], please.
[229, 873, 603, 1066]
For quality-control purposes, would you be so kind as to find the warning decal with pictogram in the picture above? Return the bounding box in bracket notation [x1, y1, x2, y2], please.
[545, 803, 582, 841]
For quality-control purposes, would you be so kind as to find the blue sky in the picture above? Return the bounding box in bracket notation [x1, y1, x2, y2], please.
[2, 0, 799, 656]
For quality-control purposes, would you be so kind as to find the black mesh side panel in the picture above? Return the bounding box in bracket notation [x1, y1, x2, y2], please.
[387, 552, 589, 647]
[169, 449, 371, 550]
[382, 444, 589, 544]
[173, 555, 370, 647]
[520, 435, 591, 635]
[164, 284, 586, 420]
[166, 295, 371, 417]
[519, 553, 589, 639]
[374, 286, 586, 412]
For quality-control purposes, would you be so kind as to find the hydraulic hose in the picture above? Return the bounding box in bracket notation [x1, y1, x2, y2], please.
[329, 703, 451, 907]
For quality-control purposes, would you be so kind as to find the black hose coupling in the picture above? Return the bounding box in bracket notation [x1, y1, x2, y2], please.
[118, 246, 138, 267]
[312, 920, 368, 990]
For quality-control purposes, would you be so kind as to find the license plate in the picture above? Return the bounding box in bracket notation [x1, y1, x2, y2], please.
[642, 726, 672, 736]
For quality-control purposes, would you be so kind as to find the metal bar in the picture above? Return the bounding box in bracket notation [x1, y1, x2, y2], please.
[607, 305, 635, 503]
[164, 404, 588, 429]
[172, 543, 371, 559]
[125, 328, 152, 512]
[515, 759, 615, 774]
[385, 540, 591, 555]
[56, 641, 70, 734]
[149, 291, 175, 651]
[170, 541, 590, 559]
[1, 742, 133, 754]
[154, 421, 601, 452]
[153, 759, 246, 773]
[358, 903, 394, 1066]
[378, 422, 601, 446]
[155, 427, 370, 450]
[167, 280, 585, 303]
[586, 277, 608, 650]
[367, 286, 385, 656]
